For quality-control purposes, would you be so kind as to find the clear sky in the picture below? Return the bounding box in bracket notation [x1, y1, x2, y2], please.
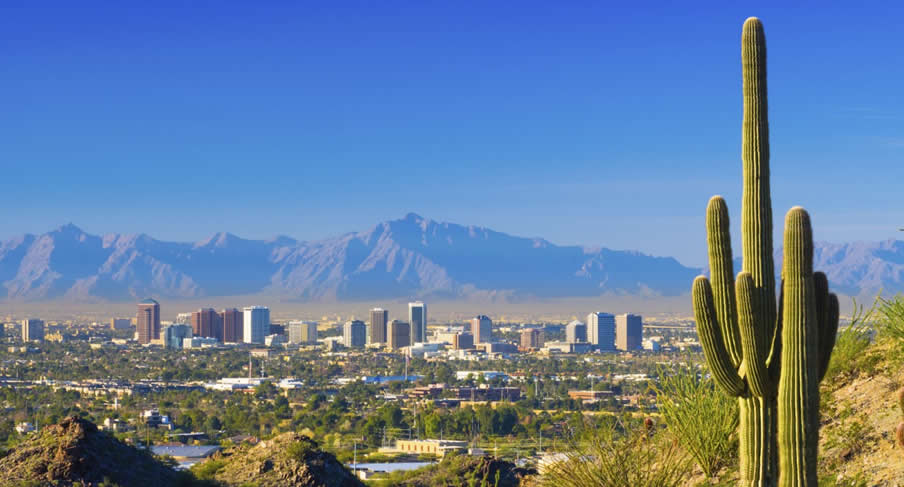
[2, 2, 902, 267]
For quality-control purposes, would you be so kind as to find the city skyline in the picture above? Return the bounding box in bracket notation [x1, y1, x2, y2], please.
[3, 3, 903, 267]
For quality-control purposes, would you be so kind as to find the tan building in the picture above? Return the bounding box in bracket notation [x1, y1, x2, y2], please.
[137, 299, 161, 344]
[394, 439, 467, 458]
[191, 308, 220, 340]
[520, 329, 544, 350]
[616, 313, 643, 351]
[470, 315, 492, 344]
[388, 320, 410, 350]
[110, 318, 132, 330]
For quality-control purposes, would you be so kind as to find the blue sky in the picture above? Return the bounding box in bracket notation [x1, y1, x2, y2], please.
[2, 2, 902, 267]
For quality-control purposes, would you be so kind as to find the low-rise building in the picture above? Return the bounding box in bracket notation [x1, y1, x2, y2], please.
[393, 439, 467, 458]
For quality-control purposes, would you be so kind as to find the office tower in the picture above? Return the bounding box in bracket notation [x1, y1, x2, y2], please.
[566, 320, 587, 343]
[616, 313, 643, 351]
[453, 332, 474, 350]
[343, 320, 366, 348]
[175, 313, 192, 325]
[22, 319, 45, 342]
[388, 320, 411, 350]
[520, 329, 544, 350]
[191, 308, 220, 340]
[587, 312, 616, 351]
[408, 301, 427, 344]
[110, 318, 131, 330]
[243, 306, 270, 344]
[370, 308, 388, 344]
[162, 324, 192, 349]
[137, 298, 161, 344]
[220, 308, 243, 343]
[289, 321, 318, 344]
[470, 315, 492, 344]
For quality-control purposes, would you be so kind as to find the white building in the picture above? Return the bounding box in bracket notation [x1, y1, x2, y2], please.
[243, 306, 270, 344]
[587, 312, 616, 351]
[408, 301, 427, 344]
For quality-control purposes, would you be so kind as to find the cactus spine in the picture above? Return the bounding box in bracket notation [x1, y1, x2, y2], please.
[692, 17, 839, 487]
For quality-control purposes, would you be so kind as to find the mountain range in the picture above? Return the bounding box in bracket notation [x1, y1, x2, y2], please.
[0, 213, 900, 302]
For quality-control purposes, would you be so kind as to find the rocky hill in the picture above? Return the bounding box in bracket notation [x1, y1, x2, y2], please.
[0, 416, 181, 487]
[192, 432, 362, 487]
[382, 453, 536, 487]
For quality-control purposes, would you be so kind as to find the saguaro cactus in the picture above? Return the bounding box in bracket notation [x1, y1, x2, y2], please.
[692, 17, 839, 487]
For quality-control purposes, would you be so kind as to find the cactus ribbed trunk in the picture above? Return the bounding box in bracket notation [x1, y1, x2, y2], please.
[778, 209, 819, 486]
[741, 397, 778, 486]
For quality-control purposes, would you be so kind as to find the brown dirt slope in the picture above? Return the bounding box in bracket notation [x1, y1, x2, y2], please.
[0, 416, 180, 487]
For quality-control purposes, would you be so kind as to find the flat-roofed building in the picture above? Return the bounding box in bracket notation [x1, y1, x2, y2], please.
[587, 312, 616, 351]
[110, 318, 132, 330]
[220, 308, 243, 343]
[243, 306, 269, 344]
[408, 301, 427, 344]
[22, 319, 44, 342]
[470, 315, 492, 344]
[137, 299, 161, 344]
[520, 329, 544, 350]
[388, 320, 411, 350]
[453, 332, 474, 350]
[394, 439, 467, 458]
[566, 320, 587, 343]
[343, 320, 366, 348]
[162, 324, 192, 349]
[191, 308, 221, 340]
[370, 308, 388, 344]
[288, 321, 318, 344]
[616, 313, 643, 351]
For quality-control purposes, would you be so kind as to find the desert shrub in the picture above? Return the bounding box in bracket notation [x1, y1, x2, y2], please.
[824, 401, 876, 457]
[652, 365, 738, 478]
[539, 417, 691, 487]
[824, 299, 876, 383]
[877, 294, 904, 342]
[190, 459, 226, 480]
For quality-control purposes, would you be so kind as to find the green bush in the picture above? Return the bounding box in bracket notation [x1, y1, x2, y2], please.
[652, 365, 738, 478]
[877, 294, 904, 342]
[824, 299, 876, 383]
[538, 417, 691, 487]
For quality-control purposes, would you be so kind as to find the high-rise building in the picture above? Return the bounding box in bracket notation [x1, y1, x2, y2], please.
[137, 299, 161, 344]
[220, 308, 243, 343]
[110, 318, 132, 330]
[22, 319, 45, 342]
[566, 320, 587, 343]
[175, 313, 192, 325]
[408, 301, 427, 344]
[243, 306, 270, 344]
[388, 320, 411, 350]
[343, 320, 366, 348]
[616, 313, 643, 351]
[470, 315, 492, 344]
[370, 308, 388, 344]
[520, 329, 544, 350]
[453, 332, 475, 350]
[162, 324, 192, 349]
[587, 312, 616, 351]
[289, 321, 318, 344]
[191, 308, 221, 340]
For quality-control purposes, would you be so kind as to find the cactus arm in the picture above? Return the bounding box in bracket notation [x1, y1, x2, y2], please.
[817, 293, 839, 382]
[694, 276, 746, 396]
[777, 207, 819, 487]
[707, 196, 743, 366]
[738, 271, 772, 397]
